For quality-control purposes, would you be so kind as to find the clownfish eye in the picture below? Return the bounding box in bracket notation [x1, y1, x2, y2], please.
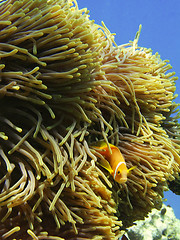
[117, 170, 121, 175]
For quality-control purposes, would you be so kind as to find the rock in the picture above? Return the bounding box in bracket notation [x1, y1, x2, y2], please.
[126, 204, 180, 240]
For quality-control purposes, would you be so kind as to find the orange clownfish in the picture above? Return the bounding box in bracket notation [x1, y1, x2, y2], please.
[92, 141, 136, 184]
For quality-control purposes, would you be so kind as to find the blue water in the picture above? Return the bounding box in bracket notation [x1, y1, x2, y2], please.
[77, 0, 180, 219]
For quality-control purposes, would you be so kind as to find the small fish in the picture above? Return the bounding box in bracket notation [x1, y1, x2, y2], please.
[120, 233, 130, 240]
[92, 141, 136, 184]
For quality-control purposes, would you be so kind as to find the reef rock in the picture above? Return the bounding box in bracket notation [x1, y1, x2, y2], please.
[127, 204, 180, 240]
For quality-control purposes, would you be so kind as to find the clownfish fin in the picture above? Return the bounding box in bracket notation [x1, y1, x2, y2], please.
[127, 166, 137, 175]
[91, 145, 106, 153]
[91, 140, 108, 150]
[98, 158, 113, 174]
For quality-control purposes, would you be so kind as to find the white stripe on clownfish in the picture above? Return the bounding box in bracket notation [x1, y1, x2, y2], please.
[114, 161, 126, 180]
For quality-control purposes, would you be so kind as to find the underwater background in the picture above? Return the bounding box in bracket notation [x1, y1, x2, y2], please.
[77, 0, 180, 219]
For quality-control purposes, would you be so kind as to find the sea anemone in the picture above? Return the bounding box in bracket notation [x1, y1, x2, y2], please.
[93, 28, 180, 225]
[0, 0, 180, 239]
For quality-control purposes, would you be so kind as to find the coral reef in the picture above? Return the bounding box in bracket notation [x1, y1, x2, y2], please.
[127, 204, 180, 240]
[0, 0, 180, 239]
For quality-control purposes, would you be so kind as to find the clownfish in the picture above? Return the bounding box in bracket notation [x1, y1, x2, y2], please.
[92, 141, 136, 184]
